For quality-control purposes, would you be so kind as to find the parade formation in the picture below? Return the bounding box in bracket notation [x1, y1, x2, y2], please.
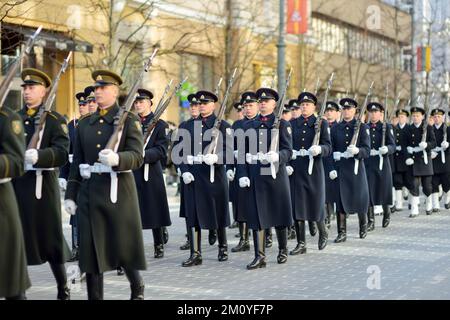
[2, 26, 450, 301]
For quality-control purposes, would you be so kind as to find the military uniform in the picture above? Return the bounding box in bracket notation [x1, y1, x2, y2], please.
[322, 101, 340, 228]
[65, 70, 146, 300]
[236, 88, 293, 269]
[329, 98, 370, 242]
[430, 108, 450, 211]
[288, 92, 331, 254]
[404, 106, 436, 217]
[179, 91, 232, 267]
[364, 102, 396, 231]
[133, 89, 171, 259]
[229, 93, 259, 253]
[13, 69, 71, 300]
[392, 109, 411, 211]
[0, 107, 30, 299]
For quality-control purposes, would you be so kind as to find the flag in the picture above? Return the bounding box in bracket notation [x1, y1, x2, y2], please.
[287, 0, 308, 35]
[417, 46, 432, 72]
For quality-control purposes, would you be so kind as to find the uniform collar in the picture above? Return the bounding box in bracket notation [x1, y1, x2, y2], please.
[21, 104, 43, 118]
[298, 114, 316, 126]
[369, 121, 381, 128]
[435, 123, 443, 130]
[342, 118, 355, 126]
[256, 113, 275, 127]
[198, 113, 216, 128]
[398, 123, 406, 129]
[139, 112, 154, 125]
[90, 103, 120, 125]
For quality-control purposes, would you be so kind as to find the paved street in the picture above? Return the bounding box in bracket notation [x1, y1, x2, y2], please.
[25, 185, 450, 300]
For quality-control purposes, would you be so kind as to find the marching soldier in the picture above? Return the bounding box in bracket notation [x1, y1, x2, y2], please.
[236, 88, 293, 269]
[229, 92, 259, 253]
[64, 70, 146, 300]
[329, 98, 370, 242]
[13, 68, 71, 300]
[286, 92, 331, 254]
[178, 90, 232, 267]
[365, 102, 396, 231]
[430, 108, 450, 211]
[133, 89, 171, 258]
[405, 106, 436, 217]
[176, 93, 200, 251]
[391, 109, 411, 211]
[282, 102, 292, 122]
[290, 99, 302, 119]
[323, 101, 340, 229]
[60, 91, 90, 263]
[0, 106, 31, 300]
[84, 85, 99, 113]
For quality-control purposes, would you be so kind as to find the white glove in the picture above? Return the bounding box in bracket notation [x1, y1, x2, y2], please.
[64, 199, 77, 216]
[25, 149, 39, 165]
[329, 170, 338, 180]
[396, 146, 402, 151]
[98, 149, 119, 167]
[265, 151, 279, 163]
[68, 154, 74, 164]
[182, 172, 195, 184]
[58, 178, 67, 190]
[379, 146, 389, 155]
[441, 141, 449, 150]
[246, 153, 253, 164]
[291, 152, 297, 160]
[309, 145, 322, 157]
[347, 145, 360, 155]
[405, 158, 414, 166]
[203, 153, 219, 166]
[176, 168, 181, 177]
[239, 177, 250, 188]
[79, 164, 91, 179]
[407, 146, 414, 154]
[286, 166, 294, 176]
[333, 152, 341, 161]
[431, 151, 438, 159]
[233, 150, 239, 159]
[226, 169, 235, 181]
[419, 142, 428, 150]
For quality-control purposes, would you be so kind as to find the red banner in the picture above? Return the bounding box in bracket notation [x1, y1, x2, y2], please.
[287, 0, 308, 34]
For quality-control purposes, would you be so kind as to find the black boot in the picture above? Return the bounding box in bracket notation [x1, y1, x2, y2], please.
[180, 222, 190, 250]
[153, 228, 165, 258]
[290, 220, 307, 255]
[367, 206, 375, 232]
[117, 266, 125, 276]
[382, 205, 391, 228]
[334, 213, 347, 243]
[246, 230, 266, 270]
[162, 227, 169, 244]
[231, 222, 250, 252]
[208, 229, 217, 245]
[125, 269, 144, 300]
[317, 221, 328, 250]
[265, 228, 273, 248]
[50, 263, 70, 300]
[275, 227, 288, 264]
[325, 203, 333, 229]
[86, 273, 104, 300]
[308, 221, 317, 236]
[358, 212, 368, 239]
[217, 228, 228, 262]
[68, 225, 79, 262]
[182, 228, 202, 267]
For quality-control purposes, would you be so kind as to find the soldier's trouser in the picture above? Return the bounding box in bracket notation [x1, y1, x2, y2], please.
[217, 228, 227, 248]
[393, 171, 411, 190]
[49, 263, 67, 290]
[432, 172, 450, 193]
[408, 175, 433, 197]
[124, 269, 144, 291]
[152, 227, 164, 246]
[86, 273, 104, 300]
[274, 227, 287, 250]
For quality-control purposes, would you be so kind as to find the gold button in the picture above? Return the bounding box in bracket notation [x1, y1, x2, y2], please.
[96, 144, 101, 148]
[302, 138, 305, 141]
[346, 127, 349, 130]
[24, 133, 28, 137]
[304, 123, 307, 126]
[303, 131, 306, 133]
[100, 119, 104, 123]
[412, 134, 414, 137]
[346, 134, 348, 137]
[25, 121, 29, 125]
[97, 131, 102, 135]
[397, 133, 399, 136]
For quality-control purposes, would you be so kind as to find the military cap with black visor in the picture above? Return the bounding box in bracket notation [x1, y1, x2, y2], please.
[298, 92, 317, 105]
[196, 90, 218, 103]
[20, 68, 52, 88]
[241, 91, 258, 104]
[325, 101, 340, 112]
[256, 88, 279, 102]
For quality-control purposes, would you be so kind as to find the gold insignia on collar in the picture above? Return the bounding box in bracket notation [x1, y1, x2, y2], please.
[11, 120, 23, 135]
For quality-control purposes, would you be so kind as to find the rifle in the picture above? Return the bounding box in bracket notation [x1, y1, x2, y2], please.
[308, 73, 334, 175]
[421, 92, 435, 165]
[205, 68, 238, 183]
[28, 51, 72, 150]
[379, 83, 389, 171]
[105, 48, 158, 151]
[214, 77, 223, 97]
[314, 77, 320, 95]
[142, 77, 188, 181]
[442, 95, 449, 163]
[351, 81, 374, 175]
[268, 68, 293, 179]
[0, 26, 43, 107]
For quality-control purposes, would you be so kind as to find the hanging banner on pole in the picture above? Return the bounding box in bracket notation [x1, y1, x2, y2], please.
[287, 0, 308, 34]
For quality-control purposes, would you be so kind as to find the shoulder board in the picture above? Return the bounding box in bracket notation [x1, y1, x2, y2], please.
[0, 110, 8, 117]
[78, 113, 92, 122]
[47, 112, 58, 120]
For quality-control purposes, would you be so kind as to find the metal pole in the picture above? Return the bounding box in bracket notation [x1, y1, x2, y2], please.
[410, 0, 417, 107]
[277, 0, 286, 93]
